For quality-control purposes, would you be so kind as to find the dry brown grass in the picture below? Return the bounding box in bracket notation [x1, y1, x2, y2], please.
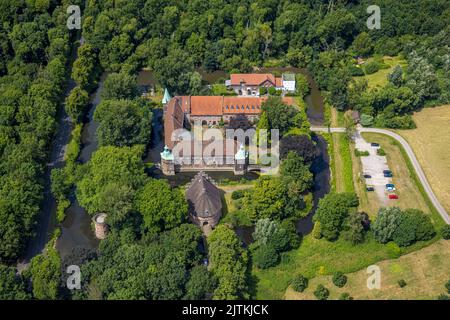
[285, 239, 450, 300]
[359, 133, 430, 218]
[397, 105, 450, 213]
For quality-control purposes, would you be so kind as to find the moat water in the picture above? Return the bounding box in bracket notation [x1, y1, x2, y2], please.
[55, 74, 107, 258]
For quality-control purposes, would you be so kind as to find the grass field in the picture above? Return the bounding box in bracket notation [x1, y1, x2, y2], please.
[285, 239, 450, 300]
[251, 232, 437, 299]
[397, 105, 450, 214]
[354, 56, 407, 90]
[331, 133, 354, 193]
[359, 133, 430, 219]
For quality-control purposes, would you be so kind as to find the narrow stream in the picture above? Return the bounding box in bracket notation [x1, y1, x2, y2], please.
[55, 74, 108, 258]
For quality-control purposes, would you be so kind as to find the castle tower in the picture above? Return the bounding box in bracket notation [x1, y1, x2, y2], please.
[93, 213, 108, 240]
[234, 144, 248, 175]
[162, 88, 172, 105]
[160, 145, 175, 175]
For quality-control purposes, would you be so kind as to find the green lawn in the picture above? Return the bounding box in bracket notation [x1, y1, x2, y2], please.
[251, 233, 438, 299]
[285, 240, 450, 300]
[354, 56, 408, 90]
[331, 133, 354, 193]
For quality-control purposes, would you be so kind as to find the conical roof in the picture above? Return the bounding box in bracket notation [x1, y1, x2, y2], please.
[162, 88, 172, 104]
[185, 172, 222, 218]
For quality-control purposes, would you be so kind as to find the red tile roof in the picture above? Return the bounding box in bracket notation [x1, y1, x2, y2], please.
[164, 97, 185, 149]
[230, 73, 276, 86]
[223, 97, 262, 114]
[275, 77, 282, 87]
[190, 96, 223, 116]
[164, 96, 296, 148]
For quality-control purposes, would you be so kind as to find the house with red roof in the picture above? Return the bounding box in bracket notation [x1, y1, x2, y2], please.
[226, 73, 296, 96]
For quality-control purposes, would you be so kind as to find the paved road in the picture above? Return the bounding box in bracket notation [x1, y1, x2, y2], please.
[311, 126, 450, 224]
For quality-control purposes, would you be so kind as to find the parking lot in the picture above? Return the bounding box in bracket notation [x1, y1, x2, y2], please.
[353, 132, 392, 205]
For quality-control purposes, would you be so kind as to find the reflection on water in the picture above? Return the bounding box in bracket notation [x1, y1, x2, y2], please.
[56, 199, 99, 258]
[295, 134, 330, 235]
[149, 168, 259, 188]
[56, 74, 107, 258]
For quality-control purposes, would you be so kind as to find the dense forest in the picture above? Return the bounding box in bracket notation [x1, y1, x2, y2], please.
[74, 0, 449, 127]
[0, 0, 449, 300]
[0, 0, 83, 262]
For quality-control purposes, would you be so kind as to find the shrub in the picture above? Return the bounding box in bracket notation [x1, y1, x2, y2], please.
[212, 84, 229, 95]
[393, 209, 435, 247]
[377, 148, 386, 156]
[252, 244, 279, 269]
[373, 208, 403, 244]
[253, 218, 290, 252]
[446, 279, 450, 294]
[56, 199, 70, 223]
[231, 190, 245, 200]
[354, 149, 369, 157]
[348, 65, 365, 77]
[398, 279, 407, 288]
[259, 87, 267, 96]
[291, 274, 309, 292]
[437, 294, 450, 300]
[339, 292, 353, 300]
[341, 213, 366, 245]
[314, 284, 330, 300]
[360, 114, 374, 127]
[441, 225, 450, 240]
[364, 61, 380, 75]
[386, 241, 402, 259]
[332, 272, 348, 288]
[295, 73, 310, 97]
[280, 219, 301, 249]
[268, 87, 277, 95]
[312, 221, 322, 239]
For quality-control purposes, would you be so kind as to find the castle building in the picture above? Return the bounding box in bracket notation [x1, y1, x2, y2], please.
[160, 94, 292, 175]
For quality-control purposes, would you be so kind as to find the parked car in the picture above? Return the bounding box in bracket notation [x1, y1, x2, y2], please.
[366, 186, 375, 192]
[388, 194, 398, 199]
[386, 183, 396, 191]
[384, 172, 393, 178]
[383, 170, 392, 174]
[363, 174, 372, 179]
[371, 142, 380, 147]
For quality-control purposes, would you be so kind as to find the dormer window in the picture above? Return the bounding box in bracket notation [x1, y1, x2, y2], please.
[231, 105, 234, 109]
[251, 105, 255, 109]
[246, 105, 249, 109]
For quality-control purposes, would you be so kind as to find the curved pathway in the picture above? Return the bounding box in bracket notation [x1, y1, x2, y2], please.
[311, 126, 450, 224]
